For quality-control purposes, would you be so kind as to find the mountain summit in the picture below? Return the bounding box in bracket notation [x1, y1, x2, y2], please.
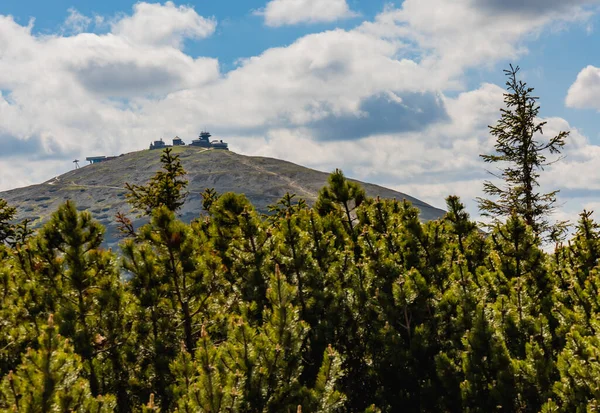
[0, 147, 445, 245]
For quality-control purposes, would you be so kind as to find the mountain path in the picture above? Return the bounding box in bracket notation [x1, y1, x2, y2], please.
[232, 154, 317, 198]
[68, 181, 124, 190]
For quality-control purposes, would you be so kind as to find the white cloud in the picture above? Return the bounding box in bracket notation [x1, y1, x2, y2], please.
[61, 8, 92, 35]
[359, 0, 595, 80]
[139, 28, 439, 133]
[566, 65, 600, 109]
[256, 0, 358, 27]
[111, 1, 216, 48]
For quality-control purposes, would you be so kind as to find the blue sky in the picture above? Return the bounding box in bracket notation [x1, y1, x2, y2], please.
[2, 0, 600, 223]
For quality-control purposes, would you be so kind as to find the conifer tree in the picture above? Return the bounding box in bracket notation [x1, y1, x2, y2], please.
[201, 187, 220, 213]
[482, 215, 558, 410]
[316, 169, 365, 238]
[267, 192, 307, 221]
[553, 211, 600, 336]
[0, 315, 116, 412]
[170, 332, 242, 412]
[207, 193, 273, 321]
[9, 218, 33, 248]
[8, 142, 600, 411]
[445, 196, 487, 276]
[0, 199, 16, 244]
[478, 65, 568, 239]
[551, 329, 600, 412]
[122, 206, 226, 409]
[9, 201, 135, 409]
[460, 307, 518, 412]
[126, 147, 188, 215]
[0, 244, 36, 380]
[221, 266, 346, 412]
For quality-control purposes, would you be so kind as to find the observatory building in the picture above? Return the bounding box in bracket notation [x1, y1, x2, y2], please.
[149, 137, 187, 150]
[190, 131, 229, 150]
[147, 133, 227, 150]
[86, 156, 117, 164]
[149, 138, 167, 150]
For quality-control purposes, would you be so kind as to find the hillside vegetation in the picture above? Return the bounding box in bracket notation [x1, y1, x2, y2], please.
[0, 147, 599, 411]
[0, 147, 445, 247]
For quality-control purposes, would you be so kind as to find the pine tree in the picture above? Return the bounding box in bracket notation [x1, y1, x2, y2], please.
[316, 169, 365, 239]
[460, 307, 518, 412]
[0, 242, 36, 380]
[553, 211, 600, 337]
[0, 199, 16, 245]
[552, 330, 600, 412]
[221, 266, 346, 412]
[10, 201, 135, 409]
[9, 148, 600, 410]
[122, 204, 228, 409]
[478, 65, 568, 240]
[0, 315, 116, 412]
[207, 192, 273, 321]
[201, 187, 220, 213]
[126, 147, 188, 215]
[170, 330, 242, 412]
[445, 196, 487, 276]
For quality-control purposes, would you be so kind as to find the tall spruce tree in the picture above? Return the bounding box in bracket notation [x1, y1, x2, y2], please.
[478, 65, 568, 239]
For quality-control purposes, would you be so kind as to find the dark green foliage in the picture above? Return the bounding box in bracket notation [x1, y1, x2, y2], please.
[316, 168, 365, 238]
[478, 65, 568, 240]
[0, 198, 16, 244]
[3, 132, 600, 411]
[201, 187, 220, 213]
[121, 206, 225, 409]
[0, 315, 116, 412]
[126, 147, 188, 215]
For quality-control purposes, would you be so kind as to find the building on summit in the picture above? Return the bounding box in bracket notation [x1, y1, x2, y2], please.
[147, 132, 227, 150]
[190, 131, 213, 148]
[190, 131, 229, 150]
[86, 156, 107, 164]
[149, 137, 187, 150]
[149, 138, 167, 150]
[211, 140, 228, 150]
[86, 156, 118, 164]
[85, 132, 227, 168]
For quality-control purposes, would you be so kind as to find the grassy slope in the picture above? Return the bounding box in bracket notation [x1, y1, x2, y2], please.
[1, 147, 446, 246]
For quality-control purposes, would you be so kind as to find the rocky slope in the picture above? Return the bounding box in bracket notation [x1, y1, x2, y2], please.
[0, 147, 445, 246]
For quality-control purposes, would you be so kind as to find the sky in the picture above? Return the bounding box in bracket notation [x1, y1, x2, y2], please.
[2, 0, 600, 224]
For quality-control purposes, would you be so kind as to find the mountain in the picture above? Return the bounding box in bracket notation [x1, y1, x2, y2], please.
[0, 147, 446, 246]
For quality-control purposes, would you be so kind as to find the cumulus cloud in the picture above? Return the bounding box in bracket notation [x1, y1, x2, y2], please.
[359, 0, 596, 79]
[140, 28, 439, 135]
[307, 92, 449, 141]
[61, 8, 92, 35]
[566, 65, 600, 109]
[111, 1, 216, 48]
[256, 0, 358, 27]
